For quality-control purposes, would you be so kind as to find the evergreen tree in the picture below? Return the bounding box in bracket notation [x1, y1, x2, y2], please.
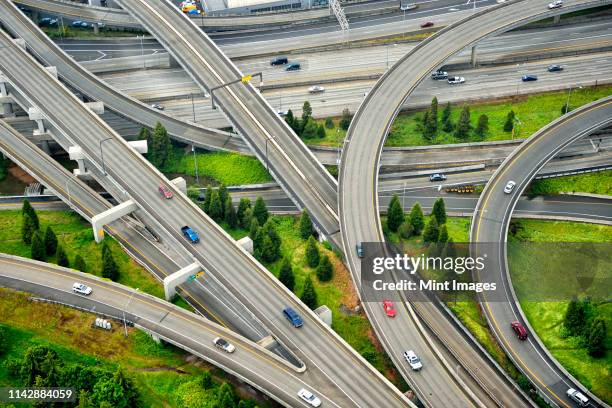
[386, 194, 404, 232]
[285, 109, 301, 134]
[218, 185, 228, 218]
[22, 199, 39, 230]
[237, 198, 251, 224]
[398, 221, 414, 239]
[225, 199, 238, 228]
[242, 208, 254, 230]
[151, 122, 171, 168]
[252, 228, 264, 260]
[299, 209, 314, 240]
[587, 317, 606, 357]
[317, 124, 326, 139]
[43, 226, 58, 256]
[217, 382, 236, 408]
[564, 297, 586, 336]
[442, 115, 454, 133]
[503, 110, 515, 132]
[475, 114, 489, 138]
[431, 197, 447, 225]
[56, 244, 69, 268]
[0, 326, 6, 356]
[208, 190, 223, 221]
[203, 185, 213, 214]
[259, 234, 277, 263]
[74, 254, 87, 272]
[438, 224, 449, 244]
[339, 108, 352, 130]
[31, 231, 45, 261]
[408, 203, 425, 235]
[325, 117, 334, 129]
[278, 257, 295, 291]
[305, 236, 320, 268]
[302, 101, 312, 124]
[102, 247, 119, 281]
[441, 102, 452, 124]
[430, 97, 439, 132]
[423, 110, 436, 141]
[423, 217, 440, 243]
[249, 218, 259, 239]
[21, 212, 37, 245]
[138, 127, 150, 141]
[454, 106, 471, 140]
[316, 255, 333, 282]
[253, 197, 269, 225]
[301, 118, 319, 139]
[300, 275, 318, 309]
[262, 220, 281, 262]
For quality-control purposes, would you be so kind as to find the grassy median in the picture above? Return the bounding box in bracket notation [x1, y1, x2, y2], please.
[527, 170, 612, 196]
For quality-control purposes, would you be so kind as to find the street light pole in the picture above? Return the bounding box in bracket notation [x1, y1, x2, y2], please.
[192, 145, 199, 185]
[191, 93, 196, 122]
[99, 137, 112, 176]
[123, 288, 138, 337]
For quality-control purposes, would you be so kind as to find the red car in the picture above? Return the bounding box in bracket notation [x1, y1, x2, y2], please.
[511, 321, 528, 340]
[158, 185, 173, 199]
[383, 300, 397, 318]
[420, 21, 434, 28]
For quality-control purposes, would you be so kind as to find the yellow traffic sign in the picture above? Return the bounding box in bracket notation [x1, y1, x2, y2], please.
[241, 75, 252, 82]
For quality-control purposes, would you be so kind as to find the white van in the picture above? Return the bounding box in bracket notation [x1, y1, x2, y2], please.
[73, 282, 92, 295]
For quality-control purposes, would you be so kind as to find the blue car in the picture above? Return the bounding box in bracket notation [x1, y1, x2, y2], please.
[283, 307, 303, 328]
[522, 74, 538, 82]
[181, 225, 200, 243]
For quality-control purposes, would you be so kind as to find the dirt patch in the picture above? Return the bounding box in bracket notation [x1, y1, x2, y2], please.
[326, 249, 360, 309]
[9, 165, 35, 184]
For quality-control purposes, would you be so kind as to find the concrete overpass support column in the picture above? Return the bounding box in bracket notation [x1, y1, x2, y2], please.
[163, 262, 202, 300]
[0, 79, 14, 117]
[93, 23, 100, 35]
[470, 46, 477, 68]
[91, 199, 138, 243]
[553, 14, 561, 24]
[27, 107, 48, 135]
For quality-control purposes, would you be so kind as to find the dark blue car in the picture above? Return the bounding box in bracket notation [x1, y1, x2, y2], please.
[283, 307, 303, 328]
[522, 74, 538, 82]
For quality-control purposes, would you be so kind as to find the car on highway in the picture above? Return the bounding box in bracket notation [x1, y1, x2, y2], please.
[429, 173, 447, 182]
[285, 62, 301, 71]
[503, 180, 516, 194]
[431, 70, 448, 80]
[308, 85, 325, 94]
[548, 0, 563, 9]
[383, 300, 397, 317]
[187, 8, 201, 14]
[283, 307, 303, 328]
[510, 321, 528, 340]
[181, 225, 200, 243]
[213, 337, 235, 353]
[447, 76, 465, 84]
[39, 18, 58, 27]
[297, 388, 321, 407]
[270, 56, 288, 66]
[420, 21, 434, 28]
[158, 185, 173, 199]
[521, 74, 538, 82]
[566, 388, 589, 406]
[547, 64, 563, 72]
[403, 350, 422, 371]
[150, 103, 164, 110]
[356, 243, 364, 258]
[71, 21, 89, 28]
[73, 282, 92, 295]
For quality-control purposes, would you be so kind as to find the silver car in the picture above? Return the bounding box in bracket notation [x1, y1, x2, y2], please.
[504, 180, 516, 194]
[297, 388, 321, 407]
[308, 85, 325, 94]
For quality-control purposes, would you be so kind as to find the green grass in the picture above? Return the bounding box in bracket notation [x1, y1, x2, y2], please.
[40, 25, 145, 39]
[302, 119, 347, 147]
[508, 218, 612, 242]
[162, 146, 272, 187]
[528, 170, 612, 196]
[0, 289, 266, 407]
[385, 85, 612, 147]
[0, 209, 164, 299]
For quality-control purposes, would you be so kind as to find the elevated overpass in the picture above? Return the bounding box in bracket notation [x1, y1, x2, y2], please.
[0, 27, 412, 408]
[471, 97, 612, 408]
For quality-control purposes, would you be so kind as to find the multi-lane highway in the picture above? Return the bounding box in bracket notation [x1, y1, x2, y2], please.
[0, 253, 342, 408]
[117, 0, 341, 241]
[340, 0, 611, 407]
[471, 97, 612, 408]
[0, 27, 412, 407]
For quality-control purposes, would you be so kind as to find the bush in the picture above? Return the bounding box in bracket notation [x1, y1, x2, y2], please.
[325, 118, 334, 129]
[316, 255, 333, 282]
[300, 275, 318, 309]
[301, 118, 319, 139]
[317, 124, 326, 139]
[398, 222, 414, 239]
[44, 226, 58, 256]
[305, 236, 320, 268]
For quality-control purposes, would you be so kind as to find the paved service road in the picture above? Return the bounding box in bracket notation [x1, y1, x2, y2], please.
[0, 28, 412, 408]
[471, 97, 612, 408]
